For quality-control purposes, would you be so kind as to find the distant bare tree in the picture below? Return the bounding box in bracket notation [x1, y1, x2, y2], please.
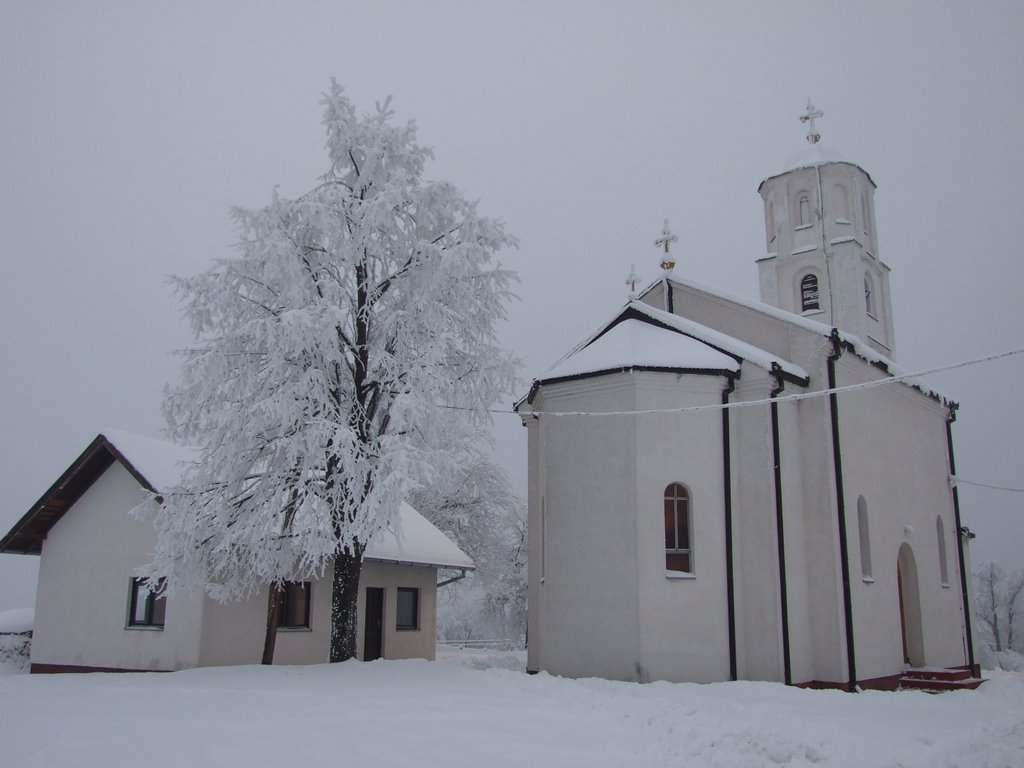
[974, 563, 1024, 653]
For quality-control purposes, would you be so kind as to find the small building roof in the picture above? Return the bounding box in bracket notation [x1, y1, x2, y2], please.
[0, 430, 473, 571]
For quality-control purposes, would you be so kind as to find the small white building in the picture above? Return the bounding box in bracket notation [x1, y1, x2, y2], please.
[0, 429, 473, 672]
[516, 110, 979, 690]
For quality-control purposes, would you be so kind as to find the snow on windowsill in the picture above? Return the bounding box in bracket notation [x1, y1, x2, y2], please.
[801, 309, 825, 317]
[666, 571, 696, 580]
[794, 223, 814, 232]
[942, 583, 951, 589]
[830, 236, 855, 245]
[862, 576, 875, 584]
[834, 218, 852, 225]
[792, 244, 818, 255]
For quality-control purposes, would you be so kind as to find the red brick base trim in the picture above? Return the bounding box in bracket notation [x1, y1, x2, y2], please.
[795, 673, 901, 692]
[30, 663, 169, 674]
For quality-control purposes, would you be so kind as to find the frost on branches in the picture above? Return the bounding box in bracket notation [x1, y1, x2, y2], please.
[141, 81, 517, 663]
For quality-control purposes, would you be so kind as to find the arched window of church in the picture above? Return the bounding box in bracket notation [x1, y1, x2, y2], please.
[936, 516, 950, 586]
[800, 274, 820, 313]
[832, 184, 849, 221]
[857, 496, 873, 580]
[799, 195, 812, 227]
[664, 483, 692, 573]
[864, 275, 876, 317]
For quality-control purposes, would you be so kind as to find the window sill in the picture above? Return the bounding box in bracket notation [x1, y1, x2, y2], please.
[802, 308, 824, 317]
[278, 626, 312, 632]
[125, 625, 164, 631]
[794, 223, 814, 231]
[834, 218, 851, 225]
[941, 582, 951, 589]
[665, 571, 695, 580]
[396, 626, 420, 632]
[862, 576, 875, 584]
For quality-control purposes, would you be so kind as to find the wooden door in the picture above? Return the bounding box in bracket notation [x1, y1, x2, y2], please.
[364, 587, 384, 661]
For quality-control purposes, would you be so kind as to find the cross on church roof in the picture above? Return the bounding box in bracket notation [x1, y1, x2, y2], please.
[626, 264, 641, 299]
[799, 98, 823, 144]
[655, 220, 678, 271]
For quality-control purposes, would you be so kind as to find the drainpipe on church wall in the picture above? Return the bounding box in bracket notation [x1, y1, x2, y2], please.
[828, 330, 858, 691]
[722, 375, 738, 681]
[946, 404, 978, 674]
[770, 364, 793, 685]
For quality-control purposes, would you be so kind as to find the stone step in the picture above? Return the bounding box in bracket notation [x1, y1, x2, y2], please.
[899, 668, 985, 693]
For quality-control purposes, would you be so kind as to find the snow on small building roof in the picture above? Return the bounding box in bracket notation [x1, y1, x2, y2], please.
[518, 301, 809, 407]
[0, 430, 473, 571]
[364, 501, 474, 571]
[0, 608, 34, 634]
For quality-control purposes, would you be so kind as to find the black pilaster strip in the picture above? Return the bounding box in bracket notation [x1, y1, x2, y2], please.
[946, 405, 976, 672]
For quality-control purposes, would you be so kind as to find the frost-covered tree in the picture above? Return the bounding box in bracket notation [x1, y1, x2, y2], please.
[408, 440, 527, 644]
[974, 563, 1024, 656]
[143, 81, 517, 662]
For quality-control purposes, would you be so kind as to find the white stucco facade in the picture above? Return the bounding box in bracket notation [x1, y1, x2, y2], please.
[519, 150, 979, 689]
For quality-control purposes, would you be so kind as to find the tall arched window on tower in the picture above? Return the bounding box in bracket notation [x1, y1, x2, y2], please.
[664, 483, 692, 573]
[857, 496, 873, 581]
[799, 194, 812, 227]
[800, 274, 820, 313]
[864, 275, 876, 317]
[936, 516, 950, 587]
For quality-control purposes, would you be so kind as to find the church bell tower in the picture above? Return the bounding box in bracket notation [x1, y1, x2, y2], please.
[756, 101, 896, 359]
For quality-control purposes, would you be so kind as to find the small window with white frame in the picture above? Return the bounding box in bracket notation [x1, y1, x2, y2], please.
[128, 577, 166, 629]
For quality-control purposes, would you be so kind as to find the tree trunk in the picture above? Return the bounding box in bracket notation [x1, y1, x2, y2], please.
[262, 582, 284, 665]
[330, 543, 365, 662]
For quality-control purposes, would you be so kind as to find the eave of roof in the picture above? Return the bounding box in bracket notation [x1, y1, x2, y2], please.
[641, 274, 948, 404]
[0, 434, 156, 555]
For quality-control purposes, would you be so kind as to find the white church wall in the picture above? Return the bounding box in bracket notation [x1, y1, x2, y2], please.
[32, 462, 205, 671]
[793, 360, 849, 686]
[633, 372, 731, 683]
[730, 370, 784, 681]
[833, 356, 969, 681]
[528, 375, 643, 681]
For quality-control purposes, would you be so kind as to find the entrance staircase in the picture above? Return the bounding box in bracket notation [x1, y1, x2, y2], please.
[899, 667, 985, 693]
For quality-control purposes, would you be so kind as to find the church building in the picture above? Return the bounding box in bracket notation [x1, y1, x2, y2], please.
[516, 103, 979, 690]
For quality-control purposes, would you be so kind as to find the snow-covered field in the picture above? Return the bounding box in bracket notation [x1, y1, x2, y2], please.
[1, 649, 1022, 767]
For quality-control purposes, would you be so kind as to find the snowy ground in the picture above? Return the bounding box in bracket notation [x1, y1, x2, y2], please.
[1, 649, 1022, 767]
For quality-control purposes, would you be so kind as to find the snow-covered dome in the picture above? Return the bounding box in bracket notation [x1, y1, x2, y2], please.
[783, 143, 846, 172]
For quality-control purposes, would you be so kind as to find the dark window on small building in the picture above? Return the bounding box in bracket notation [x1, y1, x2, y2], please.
[280, 581, 311, 629]
[128, 577, 166, 628]
[396, 587, 419, 630]
[664, 483, 692, 573]
[800, 274, 820, 312]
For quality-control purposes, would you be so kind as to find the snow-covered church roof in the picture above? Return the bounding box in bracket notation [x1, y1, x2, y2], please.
[0, 430, 473, 570]
[519, 300, 809, 406]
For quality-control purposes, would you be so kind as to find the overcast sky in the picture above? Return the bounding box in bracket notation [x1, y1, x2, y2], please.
[2, 1, 1023, 610]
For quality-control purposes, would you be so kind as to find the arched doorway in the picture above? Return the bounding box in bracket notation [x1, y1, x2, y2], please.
[897, 543, 925, 667]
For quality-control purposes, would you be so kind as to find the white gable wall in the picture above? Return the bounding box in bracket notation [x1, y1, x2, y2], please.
[32, 462, 205, 671]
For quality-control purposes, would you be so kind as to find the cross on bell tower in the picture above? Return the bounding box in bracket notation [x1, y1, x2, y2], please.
[799, 98, 824, 144]
[655, 220, 678, 272]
